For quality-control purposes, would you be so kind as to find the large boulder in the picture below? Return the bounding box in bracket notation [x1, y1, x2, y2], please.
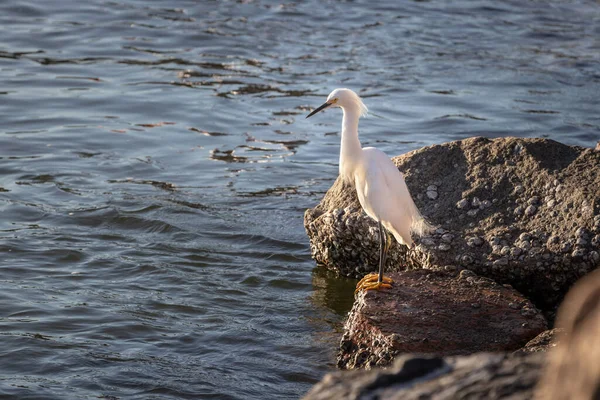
[338, 269, 547, 370]
[304, 137, 600, 309]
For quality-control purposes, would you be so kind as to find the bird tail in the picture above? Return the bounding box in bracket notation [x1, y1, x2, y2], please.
[410, 204, 435, 238]
[384, 207, 434, 248]
[411, 213, 435, 237]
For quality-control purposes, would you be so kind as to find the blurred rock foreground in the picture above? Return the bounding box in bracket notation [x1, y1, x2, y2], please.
[303, 137, 600, 399]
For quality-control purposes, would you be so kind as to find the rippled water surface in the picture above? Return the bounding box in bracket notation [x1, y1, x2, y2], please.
[1, 0, 599, 398]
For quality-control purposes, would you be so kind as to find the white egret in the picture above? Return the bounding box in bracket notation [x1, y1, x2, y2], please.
[306, 88, 431, 293]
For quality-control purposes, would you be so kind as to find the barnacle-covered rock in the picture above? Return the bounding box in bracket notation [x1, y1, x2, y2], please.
[304, 137, 600, 310]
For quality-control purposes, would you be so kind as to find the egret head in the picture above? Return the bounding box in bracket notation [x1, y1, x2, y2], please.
[306, 88, 368, 119]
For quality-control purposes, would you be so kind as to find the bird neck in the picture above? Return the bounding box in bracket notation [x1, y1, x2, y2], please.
[339, 107, 363, 182]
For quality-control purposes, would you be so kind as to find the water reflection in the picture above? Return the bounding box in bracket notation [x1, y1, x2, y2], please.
[309, 266, 357, 318]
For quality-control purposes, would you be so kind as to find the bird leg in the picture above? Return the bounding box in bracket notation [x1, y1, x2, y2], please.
[355, 221, 393, 294]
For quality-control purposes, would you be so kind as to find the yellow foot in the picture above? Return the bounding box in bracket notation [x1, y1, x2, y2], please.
[355, 273, 393, 294]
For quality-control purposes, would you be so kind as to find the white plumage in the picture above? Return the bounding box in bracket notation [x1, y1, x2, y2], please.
[307, 88, 431, 292]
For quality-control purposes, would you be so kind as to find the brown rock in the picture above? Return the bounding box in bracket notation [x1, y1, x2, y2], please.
[304, 137, 600, 310]
[516, 328, 563, 354]
[338, 270, 547, 369]
[305, 266, 600, 400]
[304, 352, 544, 400]
[535, 269, 600, 399]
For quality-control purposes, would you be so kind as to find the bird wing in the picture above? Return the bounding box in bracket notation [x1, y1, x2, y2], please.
[356, 147, 426, 246]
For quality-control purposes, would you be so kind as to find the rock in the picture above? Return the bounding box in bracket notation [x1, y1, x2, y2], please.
[337, 270, 547, 370]
[535, 269, 600, 399]
[466, 208, 479, 217]
[467, 236, 484, 247]
[493, 256, 509, 266]
[520, 232, 532, 242]
[438, 243, 451, 251]
[304, 137, 600, 310]
[456, 198, 469, 209]
[441, 233, 454, 243]
[525, 204, 537, 216]
[514, 185, 525, 194]
[306, 269, 600, 400]
[516, 328, 563, 354]
[304, 352, 545, 400]
[426, 190, 438, 200]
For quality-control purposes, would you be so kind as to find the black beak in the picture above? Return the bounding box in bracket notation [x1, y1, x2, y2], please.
[306, 102, 332, 119]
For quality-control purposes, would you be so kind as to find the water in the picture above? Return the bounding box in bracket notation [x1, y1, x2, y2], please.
[1, 0, 599, 398]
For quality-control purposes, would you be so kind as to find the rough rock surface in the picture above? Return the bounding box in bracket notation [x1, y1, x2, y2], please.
[304, 137, 600, 309]
[516, 328, 563, 354]
[305, 265, 600, 400]
[338, 270, 547, 369]
[304, 352, 544, 400]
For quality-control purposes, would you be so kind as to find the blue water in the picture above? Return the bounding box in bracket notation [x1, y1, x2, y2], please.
[1, 0, 599, 398]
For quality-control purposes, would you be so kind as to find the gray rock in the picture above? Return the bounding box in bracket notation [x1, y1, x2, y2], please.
[560, 242, 572, 253]
[493, 257, 509, 266]
[467, 236, 484, 247]
[467, 209, 479, 217]
[441, 233, 454, 243]
[438, 243, 451, 251]
[426, 190, 438, 200]
[576, 227, 589, 239]
[420, 237, 435, 247]
[525, 205, 537, 216]
[520, 232, 532, 242]
[515, 205, 525, 215]
[304, 137, 600, 310]
[572, 248, 586, 259]
[514, 184, 525, 194]
[456, 198, 469, 209]
[304, 352, 544, 400]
